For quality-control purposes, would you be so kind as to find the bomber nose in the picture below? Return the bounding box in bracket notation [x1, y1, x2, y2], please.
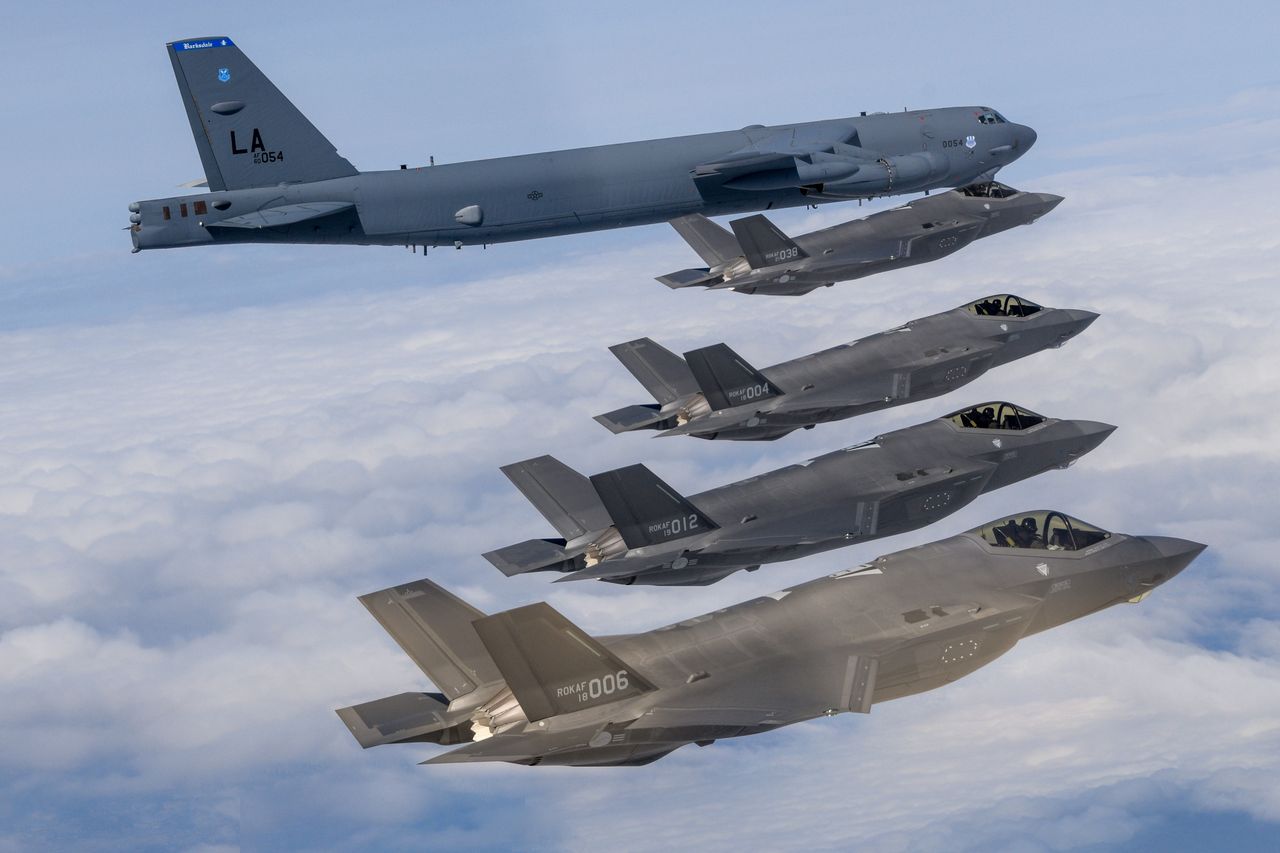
[1015, 124, 1037, 151]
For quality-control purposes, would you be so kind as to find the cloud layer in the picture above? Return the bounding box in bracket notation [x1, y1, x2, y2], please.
[2, 51, 1279, 853]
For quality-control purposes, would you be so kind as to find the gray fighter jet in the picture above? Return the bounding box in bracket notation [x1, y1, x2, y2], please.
[127, 37, 1036, 253]
[338, 511, 1205, 766]
[660, 182, 1061, 295]
[596, 294, 1097, 441]
[484, 404, 1113, 585]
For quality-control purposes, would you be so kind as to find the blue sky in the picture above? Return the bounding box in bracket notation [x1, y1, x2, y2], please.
[2, 2, 1279, 851]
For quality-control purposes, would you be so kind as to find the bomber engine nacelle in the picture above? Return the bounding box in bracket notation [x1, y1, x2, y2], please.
[698, 146, 946, 197]
[812, 151, 947, 198]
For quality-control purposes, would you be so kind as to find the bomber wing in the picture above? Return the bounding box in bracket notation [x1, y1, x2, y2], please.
[693, 125, 874, 192]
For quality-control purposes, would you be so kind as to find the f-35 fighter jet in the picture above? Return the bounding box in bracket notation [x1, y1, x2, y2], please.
[659, 182, 1062, 296]
[338, 511, 1204, 766]
[484, 404, 1114, 585]
[596, 294, 1097, 441]
[128, 37, 1036, 253]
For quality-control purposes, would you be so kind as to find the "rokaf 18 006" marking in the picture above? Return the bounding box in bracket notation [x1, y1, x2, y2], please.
[554, 670, 631, 703]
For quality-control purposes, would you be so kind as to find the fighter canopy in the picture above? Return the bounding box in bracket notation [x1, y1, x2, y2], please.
[972, 510, 1111, 551]
[964, 294, 1043, 317]
[947, 401, 1044, 431]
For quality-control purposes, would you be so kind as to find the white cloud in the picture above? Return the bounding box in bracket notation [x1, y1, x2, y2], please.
[1, 73, 1279, 852]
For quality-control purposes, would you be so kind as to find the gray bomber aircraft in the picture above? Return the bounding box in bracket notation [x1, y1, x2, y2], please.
[484, 404, 1114, 585]
[338, 511, 1205, 766]
[660, 181, 1062, 296]
[596, 294, 1098, 441]
[127, 37, 1036, 253]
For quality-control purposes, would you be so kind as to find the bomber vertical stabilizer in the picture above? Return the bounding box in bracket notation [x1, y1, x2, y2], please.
[167, 36, 358, 190]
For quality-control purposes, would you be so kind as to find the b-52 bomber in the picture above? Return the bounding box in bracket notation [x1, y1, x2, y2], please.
[127, 37, 1036, 253]
[338, 511, 1204, 766]
[660, 182, 1062, 296]
[484, 404, 1113, 585]
[596, 294, 1097, 441]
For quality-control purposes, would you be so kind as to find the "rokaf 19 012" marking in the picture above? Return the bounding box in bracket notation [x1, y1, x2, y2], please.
[648, 514, 701, 538]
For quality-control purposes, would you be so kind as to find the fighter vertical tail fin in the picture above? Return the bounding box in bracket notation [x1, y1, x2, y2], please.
[606, 338, 699, 405]
[683, 343, 782, 410]
[356, 579, 501, 700]
[669, 214, 742, 266]
[729, 215, 809, 269]
[166, 36, 358, 190]
[471, 602, 655, 722]
[589, 464, 717, 549]
[498, 456, 614, 540]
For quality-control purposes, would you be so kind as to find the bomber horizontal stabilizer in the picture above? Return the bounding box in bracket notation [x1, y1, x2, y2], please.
[207, 201, 354, 229]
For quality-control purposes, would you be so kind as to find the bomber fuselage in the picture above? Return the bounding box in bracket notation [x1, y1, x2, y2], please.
[130, 108, 1035, 253]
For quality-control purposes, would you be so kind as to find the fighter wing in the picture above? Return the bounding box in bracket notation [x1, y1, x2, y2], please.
[420, 724, 684, 767]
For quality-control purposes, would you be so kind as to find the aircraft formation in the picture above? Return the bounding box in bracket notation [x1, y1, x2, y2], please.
[128, 37, 1205, 767]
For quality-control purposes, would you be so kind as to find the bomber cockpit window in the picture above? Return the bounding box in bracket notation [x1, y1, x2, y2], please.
[946, 401, 1045, 431]
[972, 510, 1111, 551]
[977, 109, 1005, 125]
[964, 294, 1043, 318]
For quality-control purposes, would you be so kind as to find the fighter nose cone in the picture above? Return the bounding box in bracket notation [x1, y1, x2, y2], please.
[1075, 420, 1118, 453]
[1037, 193, 1064, 213]
[1064, 309, 1101, 334]
[1143, 536, 1208, 576]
